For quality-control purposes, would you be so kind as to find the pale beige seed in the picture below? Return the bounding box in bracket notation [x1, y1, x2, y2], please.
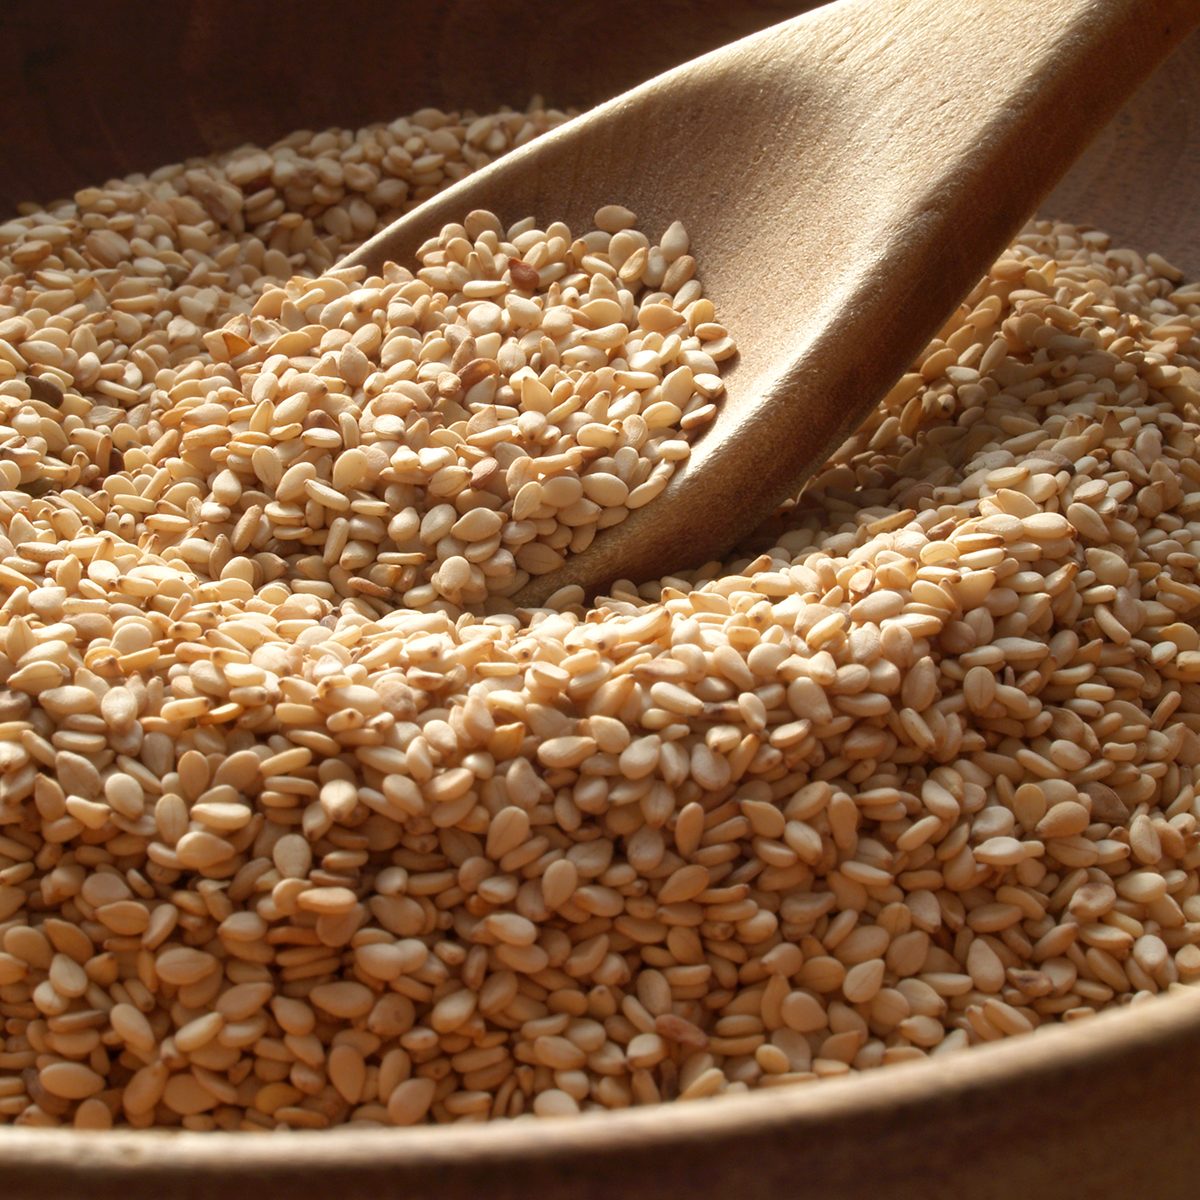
[541, 859, 578, 909]
[781, 991, 828, 1033]
[273, 833, 313, 879]
[38, 686, 99, 718]
[1036, 801, 1091, 839]
[974, 837, 1031, 867]
[120, 1062, 169, 1117]
[48, 952, 89, 998]
[271, 996, 316, 1037]
[39, 1061, 105, 1100]
[103, 772, 145, 818]
[430, 989, 478, 1033]
[175, 1011, 225, 1053]
[537, 736, 597, 769]
[329, 1043, 367, 1105]
[332, 448, 369, 491]
[535, 1035, 586, 1070]
[842, 960, 886, 1005]
[218, 912, 267, 943]
[258, 747, 311, 776]
[532, 1089, 581, 1118]
[110, 1003, 157, 1055]
[163, 1071, 217, 1116]
[656, 1013, 709, 1049]
[215, 981, 274, 1020]
[387, 1077, 437, 1126]
[175, 831, 235, 870]
[296, 886, 358, 915]
[155, 947, 218, 986]
[625, 1032, 667, 1069]
[486, 912, 538, 946]
[658, 864, 709, 905]
[356, 940, 425, 981]
[309, 981, 375, 1019]
[594, 204, 637, 233]
[74, 1098, 114, 1131]
[320, 779, 359, 820]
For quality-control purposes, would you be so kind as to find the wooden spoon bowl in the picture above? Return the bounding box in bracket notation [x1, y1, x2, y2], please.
[340, 0, 1199, 605]
[3, 2, 1200, 1197]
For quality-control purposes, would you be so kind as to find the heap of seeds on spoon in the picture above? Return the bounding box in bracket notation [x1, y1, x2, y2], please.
[1, 101, 1199, 1130]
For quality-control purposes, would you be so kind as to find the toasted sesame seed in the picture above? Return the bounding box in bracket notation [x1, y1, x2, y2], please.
[38, 1062, 105, 1101]
[309, 981, 375, 1020]
[386, 1077, 437, 1126]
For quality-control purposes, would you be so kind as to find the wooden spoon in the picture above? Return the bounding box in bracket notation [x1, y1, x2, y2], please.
[341, 0, 1199, 606]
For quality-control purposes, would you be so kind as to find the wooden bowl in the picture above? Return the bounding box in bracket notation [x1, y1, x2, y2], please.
[3, 3, 1199, 1196]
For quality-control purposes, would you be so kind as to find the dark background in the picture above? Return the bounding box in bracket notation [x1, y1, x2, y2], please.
[0, 0, 805, 210]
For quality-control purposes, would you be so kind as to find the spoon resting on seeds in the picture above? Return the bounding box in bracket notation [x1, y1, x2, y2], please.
[342, 0, 1199, 608]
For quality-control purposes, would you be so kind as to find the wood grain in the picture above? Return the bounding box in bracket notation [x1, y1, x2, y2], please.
[2, 3, 1200, 1197]
[1043, 28, 1200, 274]
[0, 0, 799, 211]
[5, 0, 1198, 274]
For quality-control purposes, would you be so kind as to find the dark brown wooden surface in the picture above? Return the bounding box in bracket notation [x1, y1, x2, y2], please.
[0, 0, 801, 210]
[6, 0, 1199, 279]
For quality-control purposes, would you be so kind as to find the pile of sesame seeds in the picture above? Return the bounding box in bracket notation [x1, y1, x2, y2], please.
[2, 102, 1200, 1131]
[140, 203, 731, 611]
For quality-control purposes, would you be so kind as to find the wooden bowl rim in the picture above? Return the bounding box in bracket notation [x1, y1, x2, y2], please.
[2, 984, 1198, 1168]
